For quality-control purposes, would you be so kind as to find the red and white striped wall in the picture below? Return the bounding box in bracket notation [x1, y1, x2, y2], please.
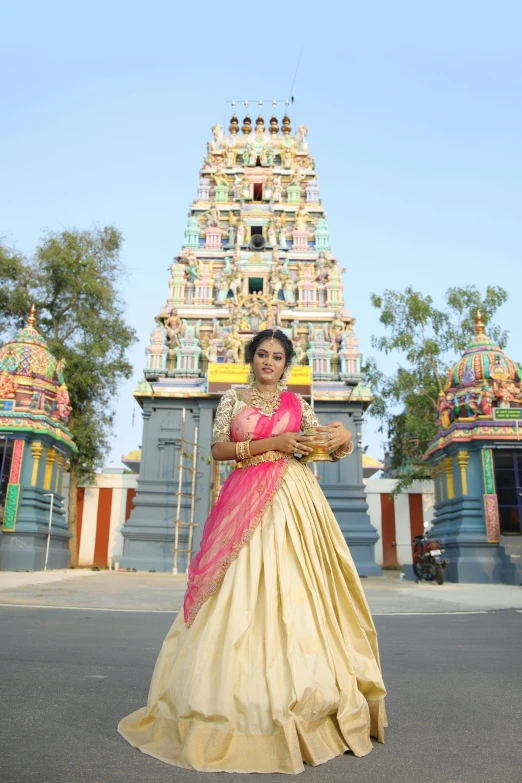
[364, 478, 435, 567]
[65, 472, 137, 568]
[69, 473, 434, 569]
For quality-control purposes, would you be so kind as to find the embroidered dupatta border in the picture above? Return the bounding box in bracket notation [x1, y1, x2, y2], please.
[185, 459, 289, 628]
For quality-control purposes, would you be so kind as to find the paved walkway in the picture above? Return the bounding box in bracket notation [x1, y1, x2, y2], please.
[0, 568, 521, 613]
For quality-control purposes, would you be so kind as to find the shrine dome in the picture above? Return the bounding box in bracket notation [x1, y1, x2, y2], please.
[447, 311, 520, 389]
[0, 305, 60, 384]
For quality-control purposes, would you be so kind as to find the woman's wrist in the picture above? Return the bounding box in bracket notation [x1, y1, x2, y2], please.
[249, 436, 277, 457]
[331, 439, 354, 458]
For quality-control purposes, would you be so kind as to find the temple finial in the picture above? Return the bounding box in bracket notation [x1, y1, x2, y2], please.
[27, 304, 37, 328]
[269, 115, 279, 134]
[475, 310, 485, 336]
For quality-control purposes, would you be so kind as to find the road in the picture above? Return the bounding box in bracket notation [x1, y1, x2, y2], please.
[1, 605, 521, 783]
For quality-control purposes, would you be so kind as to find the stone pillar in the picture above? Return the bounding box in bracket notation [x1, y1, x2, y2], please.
[120, 399, 215, 572]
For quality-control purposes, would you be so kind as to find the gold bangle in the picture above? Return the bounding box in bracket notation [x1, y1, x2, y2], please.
[332, 440, 354, 458]
[236, 440, 251, 462]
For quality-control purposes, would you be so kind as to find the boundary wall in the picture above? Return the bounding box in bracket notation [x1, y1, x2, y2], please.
[67, 472, 434, 570]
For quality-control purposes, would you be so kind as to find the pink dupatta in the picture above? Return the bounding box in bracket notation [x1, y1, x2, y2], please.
[184, 391, 302, 626]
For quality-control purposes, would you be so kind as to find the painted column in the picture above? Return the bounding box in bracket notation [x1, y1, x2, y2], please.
[43, 448, 56, 491]
[30, 441, 44, 486]
[443, 456, 455, 500]
[2, 439, 25, 532]
[481, 448, 500, 543]
[457, 451, 469, 496]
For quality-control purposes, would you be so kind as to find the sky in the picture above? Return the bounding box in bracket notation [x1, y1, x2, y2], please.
[2, 0, 521, 466]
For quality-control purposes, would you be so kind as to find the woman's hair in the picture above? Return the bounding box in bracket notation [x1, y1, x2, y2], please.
[245, 329, 295, 368]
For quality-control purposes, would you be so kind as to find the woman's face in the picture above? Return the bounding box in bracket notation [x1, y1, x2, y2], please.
[252, 339, 286, 385]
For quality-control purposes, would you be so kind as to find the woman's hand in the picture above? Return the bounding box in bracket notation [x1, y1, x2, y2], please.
[314, 422, 353, 453]
[273, 432, 314, 456]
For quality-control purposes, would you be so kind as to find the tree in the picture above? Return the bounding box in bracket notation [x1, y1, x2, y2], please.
[364, 285, 509, 493]
[0, 227, 137, 565]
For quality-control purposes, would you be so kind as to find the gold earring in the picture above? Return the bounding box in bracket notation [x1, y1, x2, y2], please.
[277, 365, 291, 392]
[248, 366, 255, 386]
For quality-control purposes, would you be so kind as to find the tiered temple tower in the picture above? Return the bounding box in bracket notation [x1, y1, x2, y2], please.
[120, 112, 381, 575]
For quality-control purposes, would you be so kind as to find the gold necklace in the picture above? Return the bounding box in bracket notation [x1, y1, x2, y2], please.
[250, 385, 281, 417]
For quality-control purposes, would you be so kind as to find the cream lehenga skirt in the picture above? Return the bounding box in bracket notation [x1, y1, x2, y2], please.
[117, 459, 387, 774]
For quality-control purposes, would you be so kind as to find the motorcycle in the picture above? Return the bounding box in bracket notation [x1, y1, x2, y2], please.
[412, 534, 450, 585]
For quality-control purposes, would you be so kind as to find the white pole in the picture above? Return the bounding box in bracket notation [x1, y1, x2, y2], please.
[43, 493, 54, 571]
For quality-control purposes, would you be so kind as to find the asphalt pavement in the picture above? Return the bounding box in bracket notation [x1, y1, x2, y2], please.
[1, 602, 521, 783]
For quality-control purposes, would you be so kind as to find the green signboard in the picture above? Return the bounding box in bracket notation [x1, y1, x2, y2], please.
[0, 400, 14, 412]
[494, 408, 522, 420]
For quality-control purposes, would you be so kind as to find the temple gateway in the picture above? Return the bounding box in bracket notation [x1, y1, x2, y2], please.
[119, 112, 382, 575]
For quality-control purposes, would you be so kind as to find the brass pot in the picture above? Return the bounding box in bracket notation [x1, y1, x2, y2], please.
[299, 428, 334, 463]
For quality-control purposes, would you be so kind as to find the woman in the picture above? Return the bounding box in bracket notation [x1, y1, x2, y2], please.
[118, 329, 387, 774]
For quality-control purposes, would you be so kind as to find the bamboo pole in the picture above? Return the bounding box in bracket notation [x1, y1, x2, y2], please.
[186, 425, 199, 567]
[173, 408, 185, 574]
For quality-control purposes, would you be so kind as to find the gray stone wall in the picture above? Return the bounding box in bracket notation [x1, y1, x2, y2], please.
[120, 396, 381, 575]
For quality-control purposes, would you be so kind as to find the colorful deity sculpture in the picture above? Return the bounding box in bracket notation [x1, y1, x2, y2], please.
[224, 323, 245, 364]
[164, 308, 186, 345]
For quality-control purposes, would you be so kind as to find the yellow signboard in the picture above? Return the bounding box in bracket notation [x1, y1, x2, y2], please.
[208, 364, 311, 395]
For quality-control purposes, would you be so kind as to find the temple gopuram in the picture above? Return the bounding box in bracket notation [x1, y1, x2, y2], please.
[120, 110, 382, 575]
[425, 312, 522, 584]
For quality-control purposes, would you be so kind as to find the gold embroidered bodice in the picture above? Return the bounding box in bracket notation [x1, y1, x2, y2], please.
[211, 389, 320, 447]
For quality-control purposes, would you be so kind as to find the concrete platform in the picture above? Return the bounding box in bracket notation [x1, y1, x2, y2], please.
[0, 568, 521, 614]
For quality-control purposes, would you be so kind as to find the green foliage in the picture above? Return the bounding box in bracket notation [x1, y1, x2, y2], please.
[0, 227, 137, 480]
[364, 285, 509, 493]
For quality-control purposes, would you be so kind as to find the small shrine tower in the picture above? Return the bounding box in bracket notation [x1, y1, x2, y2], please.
[0, 307, 76, 570]
[120, 111, 381, 575]
[425, 312, 522, 584]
